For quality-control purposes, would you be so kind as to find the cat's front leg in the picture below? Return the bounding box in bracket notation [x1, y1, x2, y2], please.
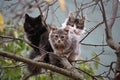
[68, 52, 79, 66]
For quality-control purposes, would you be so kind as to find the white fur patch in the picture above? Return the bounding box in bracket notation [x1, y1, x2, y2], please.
[61, 18, 69, 28]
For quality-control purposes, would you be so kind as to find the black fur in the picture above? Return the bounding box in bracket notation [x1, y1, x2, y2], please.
[24, 14, 47, 47]
[24, 14, 63, 77]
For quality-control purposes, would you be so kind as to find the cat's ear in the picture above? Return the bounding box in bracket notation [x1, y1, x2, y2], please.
[37, 15, 45, 21]
[49, 25, 57, 31]
[80, 16, 85, 23]
[25, 14, 30, 19]
[64, 26, 70, 33]
[37, 15, 42, 20]
[78, 16, 86, 29]
[25, 14, 31, 22]
[68, 12, 74, 20]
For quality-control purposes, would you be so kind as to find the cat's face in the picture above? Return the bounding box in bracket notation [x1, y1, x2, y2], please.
[24, 14, 42, 34]
[74, 17, 85, 30]
[49, 25, 70, 50]
[66, 13, 85, 30]
[66, 13, 75, 27]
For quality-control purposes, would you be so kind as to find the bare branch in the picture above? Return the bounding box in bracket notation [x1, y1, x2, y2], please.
[100, 0, 120, 80]
[80, 21, 104, 43]
[81, 43, 108, 47]
[0, 35, 47, 54]
[34, 0, 43, 15]
[100, 0, 120, 51]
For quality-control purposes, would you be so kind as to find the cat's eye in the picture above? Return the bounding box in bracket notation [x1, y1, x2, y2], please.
[54, 35, 58, 38]
[61, 35, 65, 39]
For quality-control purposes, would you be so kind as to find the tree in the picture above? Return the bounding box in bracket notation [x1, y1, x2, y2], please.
[0, 0, 120, 80]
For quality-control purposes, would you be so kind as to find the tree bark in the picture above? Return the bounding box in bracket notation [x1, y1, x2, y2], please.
[0, 50, 83, 80]
[100, 0, 120, 80]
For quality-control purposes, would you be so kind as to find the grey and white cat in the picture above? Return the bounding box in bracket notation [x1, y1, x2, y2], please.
[48, 25, 79, 62]
[49, 25, 71, 56]
[49, 13, 85, 63]
[63, 13, 86, 61]
[23, 14, 63, 79]
[62, 13, 86, 35]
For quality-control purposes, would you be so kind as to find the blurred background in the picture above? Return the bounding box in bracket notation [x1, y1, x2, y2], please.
[0, 0, 120, 80]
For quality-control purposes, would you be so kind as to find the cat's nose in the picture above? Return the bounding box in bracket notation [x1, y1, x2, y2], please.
[58, 40, 61, 43]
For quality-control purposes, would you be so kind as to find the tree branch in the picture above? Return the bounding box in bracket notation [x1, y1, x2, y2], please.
[80, 21, 104, 43]
[0, 50, 83, 80]
[0, 35, 48, 54]
[100, 0, 120, 80]
[81, 43, 108, 47]
[100, 0, 120, 51]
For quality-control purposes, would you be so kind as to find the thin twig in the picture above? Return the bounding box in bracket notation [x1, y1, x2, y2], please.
[79, 21, 104, 43]
[0, 35, 47, 54]
[81, 43, 108, 47]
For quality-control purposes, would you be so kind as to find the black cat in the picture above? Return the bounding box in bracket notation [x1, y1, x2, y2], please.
[24, 14, 52, 71]
[24, 14, 47, 47]
[23, 14, 53, 57]
[23, 14, 63, 79]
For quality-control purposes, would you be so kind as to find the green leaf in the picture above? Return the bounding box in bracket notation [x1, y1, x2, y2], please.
[93, 62, 99, 70]
[91, 52, 97, 57]
[40, 74, 47, 80]
[91, 52, 100, 70]
[6, 20, 11, 25]
[97, 76, 104, 80]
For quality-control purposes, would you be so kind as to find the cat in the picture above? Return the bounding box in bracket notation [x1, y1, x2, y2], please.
[65, 13, 85, 62]
[23, 14, 53, 57]
[49, 25, 71, 56]
[49, 13, 86, 63]
[23, 14, 63, 79]
[48, 25, 80, 62]
[24, 14, 47, 47]
[62, 12, 85, 35]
